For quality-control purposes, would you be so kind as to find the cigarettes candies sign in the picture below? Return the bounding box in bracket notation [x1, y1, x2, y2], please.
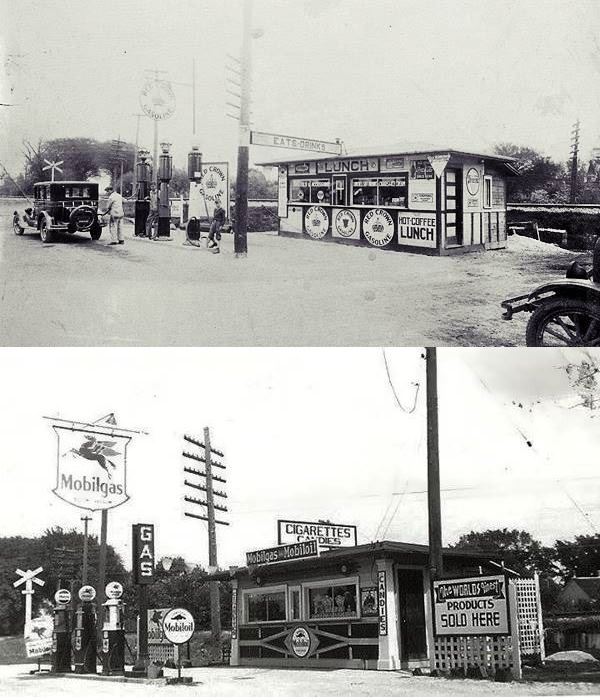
[432, 575, 510, 636]
[277, 520, 357, 550]
[132, 524, 155, 585]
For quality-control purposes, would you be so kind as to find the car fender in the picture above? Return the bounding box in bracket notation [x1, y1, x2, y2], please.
[37, 211, 53, 230]
[529, 279, 600, 302]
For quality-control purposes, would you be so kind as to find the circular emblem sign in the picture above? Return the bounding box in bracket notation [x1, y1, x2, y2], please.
[105, 581, 123, 600]
[363, 208, 394, 247]
[54, 589, 71, 605]
[466, 167, 481, 196]
[162, 607, 195, 645]
[304, 206, 329, 239]
[291, 626, 311, 658]
[139, 80, 176, 121]
[334, 209, 357, 238]
[78, 585, 96, 602]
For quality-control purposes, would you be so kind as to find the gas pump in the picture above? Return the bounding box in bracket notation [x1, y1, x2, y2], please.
[186, 146, 204, 241]
[100, 581, 125, 676]
[134, 149, 152, 236]
[157, 142, 173, 238]
[73, 593, 97, 673]
[51, 589, 72, 673]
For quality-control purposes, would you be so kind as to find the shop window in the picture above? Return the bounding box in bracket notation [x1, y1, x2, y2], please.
[484, 176, 492, 208]
[305, 579, 358, 620]
[245, 588, 286, 623]
[352, 178, 378, 206]
[289, 178, 331, 204]
[289, 586, 301, 620]
[351, 176, 408, 207]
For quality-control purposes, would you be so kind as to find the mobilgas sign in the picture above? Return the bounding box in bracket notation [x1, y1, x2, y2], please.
[132, 524, 155, 585]
[277, 520, 357, 550]
[246, 539, 319, 566]
[53, 425, 130, 511]
[432, 574, 510, 636]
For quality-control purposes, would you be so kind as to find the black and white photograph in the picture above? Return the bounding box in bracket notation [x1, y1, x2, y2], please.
[2, 0, 600, 698]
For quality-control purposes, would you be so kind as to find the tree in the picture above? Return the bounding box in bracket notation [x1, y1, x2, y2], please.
[231, 168, 277, 199]
[494, 143, 568, 203]
[554, 534, 600, 580]
[451, 528, 555, 576]
[169, 167, 190, 197]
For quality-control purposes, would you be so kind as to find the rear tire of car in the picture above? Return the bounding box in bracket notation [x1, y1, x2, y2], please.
[40, 219, 54, 243]
[13, 214, 24, 235]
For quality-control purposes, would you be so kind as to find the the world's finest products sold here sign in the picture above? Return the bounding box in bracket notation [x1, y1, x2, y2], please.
[432, 574, 510, 636]
[53, 426, 130, 511]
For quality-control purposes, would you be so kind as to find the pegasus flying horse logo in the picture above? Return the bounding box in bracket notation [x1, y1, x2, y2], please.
[65, 435, 121, 479]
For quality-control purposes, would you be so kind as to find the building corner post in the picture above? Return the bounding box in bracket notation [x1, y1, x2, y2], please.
[376, 558, 400, 670]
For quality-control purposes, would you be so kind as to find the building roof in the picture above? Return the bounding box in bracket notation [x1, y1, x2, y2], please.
[211, 540, 496, 581]
[568, 577, 600, 600]
[256, 144, 519, 175]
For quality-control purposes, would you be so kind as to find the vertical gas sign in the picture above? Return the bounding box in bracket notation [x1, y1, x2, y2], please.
[132, 524, 155, 584]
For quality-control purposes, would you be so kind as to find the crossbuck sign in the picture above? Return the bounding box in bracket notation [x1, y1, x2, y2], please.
[13, 567, 45, 636]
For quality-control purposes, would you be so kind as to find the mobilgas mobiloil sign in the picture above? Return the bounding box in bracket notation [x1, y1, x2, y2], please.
[52, 425, 130, 511]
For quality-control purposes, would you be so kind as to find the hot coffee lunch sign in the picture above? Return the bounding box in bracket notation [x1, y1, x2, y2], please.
[432, 574, 510, 636]
[53, 426, 130, 511]
[246, 539, 319, 566]
[277, 519, 357, 549]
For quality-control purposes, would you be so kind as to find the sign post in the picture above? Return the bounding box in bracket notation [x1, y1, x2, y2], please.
[162, 607, 195, 685]
[132, 523, 155, 674]
[13, 567, 45, 637]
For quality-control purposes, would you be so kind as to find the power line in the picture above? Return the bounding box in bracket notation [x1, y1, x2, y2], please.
[381, 348, 420, 413]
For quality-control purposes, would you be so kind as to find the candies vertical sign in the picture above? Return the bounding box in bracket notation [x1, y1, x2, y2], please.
[132, 524, 155, 584]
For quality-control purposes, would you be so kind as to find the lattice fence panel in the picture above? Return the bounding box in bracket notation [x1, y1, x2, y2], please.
[433, 635, 516, 675]
[148, 643, 174, 664]
[512, 576, 544, 658]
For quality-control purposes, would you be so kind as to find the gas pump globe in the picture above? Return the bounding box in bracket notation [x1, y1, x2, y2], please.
[157, 142, 172, 238]
[134, 148, 151, 236]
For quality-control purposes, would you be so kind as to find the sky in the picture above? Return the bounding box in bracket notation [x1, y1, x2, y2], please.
[2, 0, 600, 179]
[1, 346, 599, 572]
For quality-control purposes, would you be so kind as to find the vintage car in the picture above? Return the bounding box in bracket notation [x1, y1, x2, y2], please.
[13, 181, 105, 243]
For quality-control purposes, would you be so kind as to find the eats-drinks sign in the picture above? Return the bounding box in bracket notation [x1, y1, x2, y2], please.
[132, 524, 155, 584]
[432, 574, 510, 636]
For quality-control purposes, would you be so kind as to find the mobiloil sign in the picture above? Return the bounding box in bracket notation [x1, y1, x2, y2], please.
[53, 426, 130, 510]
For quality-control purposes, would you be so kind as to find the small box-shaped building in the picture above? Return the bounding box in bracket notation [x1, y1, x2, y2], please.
[226, 540, 507, 671]
[259, 147, 518, 255]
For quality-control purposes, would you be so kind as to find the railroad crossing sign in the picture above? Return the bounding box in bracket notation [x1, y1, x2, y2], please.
[13, 567, 45, 636]
[42, 159, 63, 181]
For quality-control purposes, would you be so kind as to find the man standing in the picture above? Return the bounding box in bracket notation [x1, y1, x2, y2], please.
[207, 197, 226, 254]
[145, 183, 159, 240]
[102, 186, 125, 245]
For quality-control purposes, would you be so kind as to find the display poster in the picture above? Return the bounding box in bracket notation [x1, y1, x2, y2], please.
[432, 575, 510, 636]
[278, 166, 288, 217]
[332, 208, 360, 239]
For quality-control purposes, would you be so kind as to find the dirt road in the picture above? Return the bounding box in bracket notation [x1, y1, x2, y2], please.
[1, 198, 577, 346]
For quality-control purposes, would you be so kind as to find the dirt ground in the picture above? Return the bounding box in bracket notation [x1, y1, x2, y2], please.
[0, 198, 581, 346]
[1, 662, 600, 697]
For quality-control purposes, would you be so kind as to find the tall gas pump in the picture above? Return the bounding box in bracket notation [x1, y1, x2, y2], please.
[100, 582, 125, 676]
[134, 149, 152, 237]
[73, 585, 97, 674]
[186, 146, 204, 241]
[51, 589, 73, 673]
[157, 142, 173, 239]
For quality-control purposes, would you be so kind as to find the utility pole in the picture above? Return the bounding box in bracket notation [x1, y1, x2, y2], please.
[182, 430, 229, 643]
[570, 119, 581, 203]
[81, 515, 91, 586]
[426, 347, 443, 581]
[234, 0, 253, 257]
[132, 113, 145, 198]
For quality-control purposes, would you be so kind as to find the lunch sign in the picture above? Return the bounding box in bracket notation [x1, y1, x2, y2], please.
[432, 574, 510, 636]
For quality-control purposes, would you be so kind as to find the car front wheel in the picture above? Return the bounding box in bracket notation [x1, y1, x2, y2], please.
[40, 219, 54, 243]
[13, 214, 24, 235]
